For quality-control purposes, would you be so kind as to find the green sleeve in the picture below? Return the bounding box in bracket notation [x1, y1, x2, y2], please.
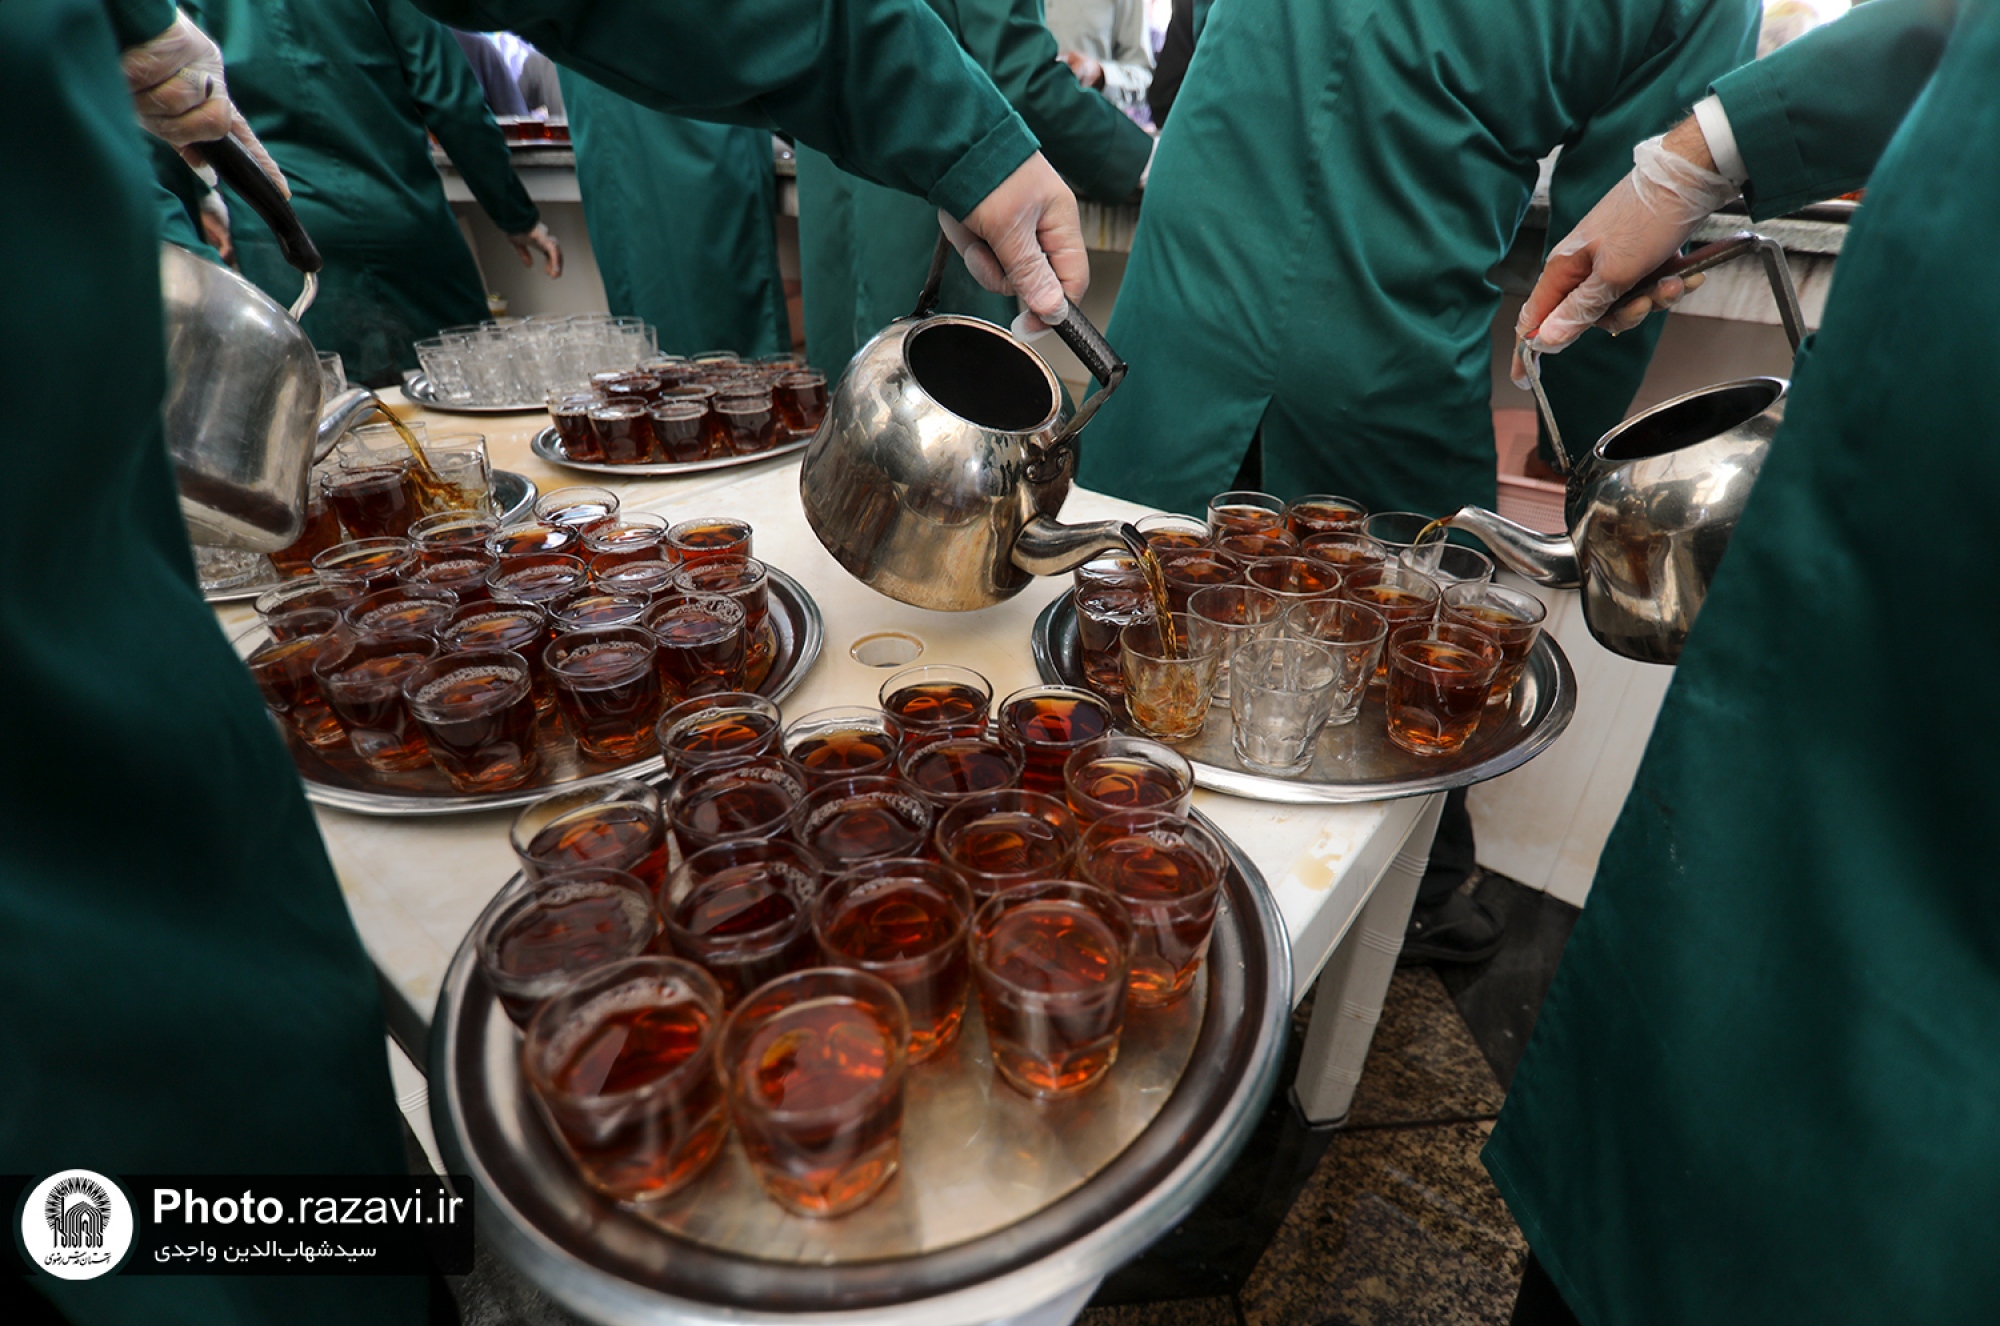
[412, 0, 1039, 218]
[1715, 0, 1956, 219]
[950, 0, 1151, 202]
[376, 0, 540, 234]
[103, 0, 175, 46]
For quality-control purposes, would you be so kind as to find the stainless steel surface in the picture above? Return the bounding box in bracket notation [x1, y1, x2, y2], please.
[430, 812, 1290, 1324]
[798, 305, 1132, 613]
[315, 387, 385, 463]
[530, 425, 811, 478]
[1467, 234, 1800, 665]
[1034, 593, 1576, 804]
[203, 470, 538, 604]
[161, 243, 322, 552]
[1009, 514, 1144, 578]
[296, 567, 820, 815]
[405, 372, 547, 415]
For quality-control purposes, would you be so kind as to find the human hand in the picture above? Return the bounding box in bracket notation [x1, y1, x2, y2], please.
[508, 223, 563, 277]
[1061, 51, 1106, 90]
[938, 152, 1087, 329]
[121, 11, 289, 194]
[198, 189, 234, 264]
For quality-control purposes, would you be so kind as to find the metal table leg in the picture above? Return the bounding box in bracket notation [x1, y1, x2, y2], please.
[1291, 792, 1446, 1127]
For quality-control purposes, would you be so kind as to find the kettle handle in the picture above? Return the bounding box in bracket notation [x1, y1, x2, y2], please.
[191, 135, 323, 277]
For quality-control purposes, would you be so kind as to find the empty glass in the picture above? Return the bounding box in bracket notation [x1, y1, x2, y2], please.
[1186, 582, 1286, 708]
[1229, 637, 1339, 776]
[1400, 540, 1494, 588]
[1284, 598, 1389, 725]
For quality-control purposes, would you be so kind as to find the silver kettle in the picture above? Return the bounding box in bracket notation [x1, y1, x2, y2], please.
[799, 237, 1144, 612]
[1451, 233, 1807, 664]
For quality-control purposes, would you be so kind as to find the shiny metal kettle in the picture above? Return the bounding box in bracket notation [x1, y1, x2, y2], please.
[162, 136, 332, 552]
[799, 237, 1144, 611]
[1451, 233, 1806, 664]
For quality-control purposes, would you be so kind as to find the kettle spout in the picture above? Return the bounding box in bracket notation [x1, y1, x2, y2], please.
[1451, 506, 1581, 589]
[1010, 516, 1144, 578]
[315, 386, 384, 464]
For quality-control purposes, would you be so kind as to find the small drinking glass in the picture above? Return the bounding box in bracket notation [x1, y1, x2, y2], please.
[581, 514, 670, 568]
[1399, 540, 1494, 588]
[1159, 549, 1244, 616]
[666, 516, 753, 566]
[547, 390, 602, 461]
[1284, 598, 1388, 725]
[477, 870, 660, 1026]
[715, 391, 779, 455]
[971, 881, 1133, 1099]
[587, 401, 656, 465]
[790, 776, 936, 871]
[486, 520, 581, 560]
[425, 434, 495, 514]
[935, 790, 1080, 900]
[341, 584, 460, 639]
[401, 549, 496, 605]
[1187, 582, 1286, 708]
[1063, 734, 1195, 824]
[488, 552, 590, 610]
[312, 536, 416, 591]
[782, 706, 905, 785]
[522, 956, 728, 1202]
[1228, 637, 1339, 776]
[898, 738, 1024, 808]
[814, 860, 974, 1062]
[534, 486, 621, 537]
[665, 758, 811, 856]
[644, 594, 748, 700]
[255, 573, 356, 619]
[661, 385, 722, 458]
[672, 556, 770, 675]
[1214, 528, 1300, 561]
[550, 591, 649, 633]
[772, 371, 828, 434]
[1076, 811, 1225, 1009]
[1384, 623, 1503, 757]
[1441, 582, 1548, 704]
[1206, 490, 1287, 536]
[1361, 511, 1445, 561]
[1134, 512, 1210, 553]
[655, 691, 782, 775]
[663, 839, 824, 1002]
[401, 648, 539, 791]
[311, 630, 437, 772]
[879, 664, 992, 748]
[1243, 554, 1344, 604]
[1072, 558, 1156, 698]
[720, 968, 909, 1217]
[995, 685, 1116, 795]
[592, 557, 682, 600]
[1299, 532, 1389, 577]
[410, 510, 499, 555]
[648, 400, 709, 464]
[510, 779, 669, 897]
[1340, 564, 1443, 680]
[234, 610, 348, 749]
[1285, 494, 1368, 540]
[267, 493, 345, 580]
[437, 601, 555, 712]
[1119, 613, 1221, 740]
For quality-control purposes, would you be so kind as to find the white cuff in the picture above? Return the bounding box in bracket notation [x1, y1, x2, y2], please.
[1140, 136, 1159, 189]
[1691, 94, 1748, 187]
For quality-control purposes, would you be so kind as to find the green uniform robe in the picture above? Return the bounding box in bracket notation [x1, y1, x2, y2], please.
[794, 0, 1154, 372]
[1076, 0, 1759, 518]
[170, 0, 542, 387]
[1484, 3, 1999, 1321]
[560, 72, 791, 358]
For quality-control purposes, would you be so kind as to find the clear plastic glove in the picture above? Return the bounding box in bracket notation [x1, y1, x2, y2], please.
[508, 223, 563, 278]
[122, 11, 289, 195]
[1513, 127, 1737, 373]
[939, 152, 1087, 331]
[197, 189, 234, 264]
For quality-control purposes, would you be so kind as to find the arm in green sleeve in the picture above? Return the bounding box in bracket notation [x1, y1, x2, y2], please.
[411, 0, 1039, 218]
[375, 0, 541, 234]
[1715, 0, 1955, 218]
[954, 0, 1152, 202]
[103, 0, 176, 46]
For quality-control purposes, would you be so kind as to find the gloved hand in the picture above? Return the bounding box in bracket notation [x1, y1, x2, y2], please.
[1513, 123, 1737, 376]
[508, 223, 563, 277]
[197, 189, 234, 264]
[939, 152, 1088, 331]
[122, 11, 289, 195]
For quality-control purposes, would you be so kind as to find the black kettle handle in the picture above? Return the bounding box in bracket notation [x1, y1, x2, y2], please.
[912, 232, 1132, 393]
[192, 135, 322, 275]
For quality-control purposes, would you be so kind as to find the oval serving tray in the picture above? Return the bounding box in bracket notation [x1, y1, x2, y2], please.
[530, 425, 811, 479]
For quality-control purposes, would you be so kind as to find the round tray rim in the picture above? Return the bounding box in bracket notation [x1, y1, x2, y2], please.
[1031, 590, 1577, 804]
[297, 566, 820, 816]
[404, 372, 546, 414]
[529, 425, 812, 479]
[429, 810, 1292, 1325]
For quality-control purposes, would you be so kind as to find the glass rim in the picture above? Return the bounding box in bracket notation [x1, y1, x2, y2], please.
[543, 626, 658, 684]
[1187, 582, 1285, 626]
[1286, 493, 1368, 514]
[1285, 597, 1389, 645]
[811, 859, 974, 969]
[1341, 562, 1443, 601]
[663, 758, 809, 845]
[643, 592, 747, 634]
[996, 684, 1115, 742]
[508, 780, 663, 862]
[935, 789, 1079, 875]
[1441, 581, 1550, 627]
[1062, 733, 1195, 800]
[522, 955, 723, 1107]
[233, 606, 341, 654]
[969, 880, 1136, 1005]
[718, 967, 911, 1124]
[1119, 612, 1215, 663]
[1387, 621, 1504, 674]
[895, 737, 1024, 799]
[1077, 810, 1227, 899]
[878, 662, 993, 710]
[311, 628, 437, 684]
[1230, 635, 1341, 691]
[1207, 490, 1285, 512]
[401, 647, 532, 714]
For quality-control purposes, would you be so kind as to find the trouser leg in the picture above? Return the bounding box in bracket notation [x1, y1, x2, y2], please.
[1419, 786, 1476, 905]
[1509, 1253, 1584, 1326]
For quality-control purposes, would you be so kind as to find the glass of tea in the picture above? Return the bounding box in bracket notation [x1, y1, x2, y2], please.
[510, 779, 669, 898]
[664, 758, 810, 856]
[1186, 582, 1286, 708]
[1360, 511, 1442, 562]
[546, 390, 603, 462]
[898, 737, 1023, 808]
[1073, 558, 1156, 699]
[1400, 540, 1494, 589]
[1228, 637, 1340, 776]
[1076, 811, 1225, 1009]
[550, 591, 649, 634]
[1299, 531, 1388, 578]
[934, 789, 1080, 900]
[585, 402, 656, 465]
[535, 487, 621, 538]
[341, 584, 460, 639]
[666, 516, 753, 566]
[655, 691, 781, 775]
[400, 648, 540, 792]
[1206, 490, 1287, 537]
[1243, 554, 1344, 604]
[1283, 598, 1388, 725]
[1384, 623, 1503, 757]
[1214, 528, 1300, 561]
[268, 486, 345, 579]
[671, 557, 770, 676]
[424, 435, 495, 515]
[719, 967, 910, 1217]
[487, 552, 590, 611]
[410, 510, 500, 556]
[311, 630, 437, 772]
[813, 859, 973, 1062]
[1063, 734, 1195, 824]
[663, 837, 825, 1003]
[1119, 613, 1222, 741]
[994, 685, 1115, 795]
[312, 536, 416, 592]
[438, 601, 556, 713]
[1340, 565, 1443, 681]
[1159, 549, 1245, 616]
[522, 956, 729, 1202]
[255, 573, 356, 619]
[400, 549, 498, 606]
[971, 881, 1133, 1099]
[648, 400, 710, 464]
[544, 628, 662, 763]
[477, 869, 660, 1026]
[581, 514, 670, 568]
[772, 370, 828, 434]
[1285, 494, 1369, 540]
[660, 385, 723, 458]
[321, 462, 421, 540]
[1133, 512, 1210, 553]
[233, 609, 349, 750]
[790, 775, 936, 871]
[485, 520, 581, 560]
[715, 391, 779, 455]
[592, 556, 682, 600]
[644, 594, 748, 701]
[878, 664, 992, 749]
[783, 706, 905, 785]
[1441, 582, 1548, 704]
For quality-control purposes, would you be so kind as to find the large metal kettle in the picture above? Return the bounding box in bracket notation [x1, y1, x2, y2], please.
[161, 136, 353, 552]
[799, 237, 1143, 611]
[1450, 233, 1807, 664]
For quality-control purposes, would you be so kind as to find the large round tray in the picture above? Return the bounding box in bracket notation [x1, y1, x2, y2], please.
[530, 425, 811, 479]
[294, 567, 821, 816]
[203, 470, 539, 605]
[404, 371, 546, 414]
[430, 812, 1291, 1325]
[1033, 590, 1576, 804]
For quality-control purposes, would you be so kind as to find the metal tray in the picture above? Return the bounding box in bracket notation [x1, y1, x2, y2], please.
[203, 471, 538, 605]
[295, 567, 821, 816]
[530, 425, 811, 479]
[1033, 591, 1576, 804]
[404, 372, 546, 414]
[430, 812, 1291, 1325]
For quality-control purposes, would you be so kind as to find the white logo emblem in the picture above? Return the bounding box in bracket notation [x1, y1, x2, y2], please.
[20, 1170, 133, 1280]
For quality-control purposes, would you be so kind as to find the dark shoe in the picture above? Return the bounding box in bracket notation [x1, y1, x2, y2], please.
[1400, 891, 1505, 966]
